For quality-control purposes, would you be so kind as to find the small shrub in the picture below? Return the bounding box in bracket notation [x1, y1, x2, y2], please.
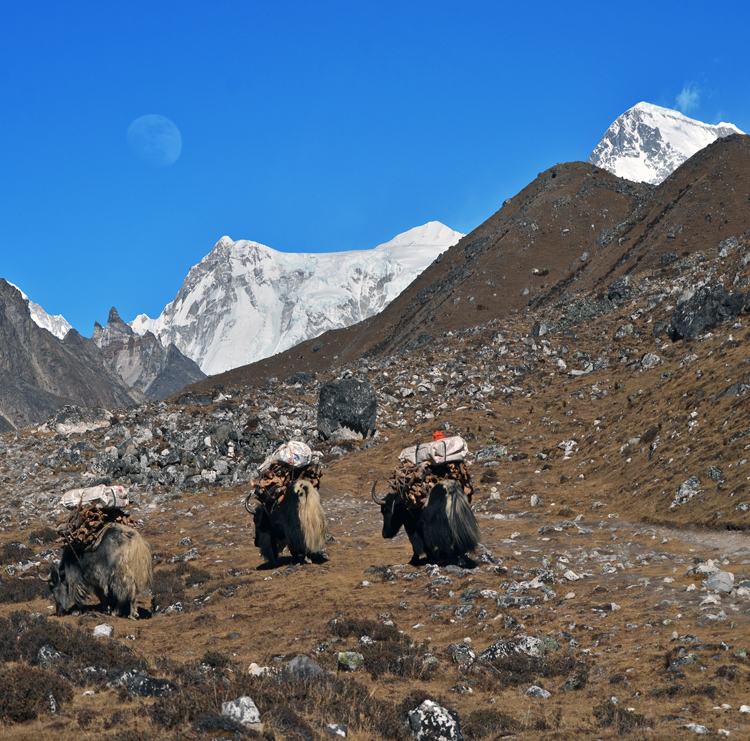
[192, 711, 262, 739]
[0, 664, 73, 723]
[77, 707, 98, 728]
[0, 575, 49, 604]
[201, 650, 231, 668]
[0, 542, 32, 564]
[151, 683, 218, 728]
[330, 616, 406, 643]
[265, 705, 315, 741]
[476, 650, 577, 689]
[593, 701, 648, 731]
[10, 611, 145, 683]
[463, 708, 520, 739]
[185, 567, 212, 585]
[361, 640, 436, 680]
[27, 526, 59, 545]
[480, 468, 498, 484]
[152, 567, 188, 612]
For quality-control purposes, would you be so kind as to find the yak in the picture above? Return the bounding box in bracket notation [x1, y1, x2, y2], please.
[373, 478, 480, 566]
[43, 523, 153, 620]
[248, 479, 328, 567]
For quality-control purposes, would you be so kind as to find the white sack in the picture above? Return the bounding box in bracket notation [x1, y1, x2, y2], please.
[398, 436, 469, 465]
[60, 484, 129, 510]
[259, 440, 313, 472]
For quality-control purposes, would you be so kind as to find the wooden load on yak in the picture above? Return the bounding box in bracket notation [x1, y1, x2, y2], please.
[245, 441, 322, 513]
[55, 485, 136, 552]
[390, 434, 473, 510]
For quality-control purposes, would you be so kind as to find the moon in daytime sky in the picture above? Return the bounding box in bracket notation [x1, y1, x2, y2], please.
[127, 114, 182, 167]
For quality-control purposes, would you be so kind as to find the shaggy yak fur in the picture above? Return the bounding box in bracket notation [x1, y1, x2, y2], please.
[375, 478, 480, 566]
[252, 480, 328, 567]
[46, 523, 153, 620]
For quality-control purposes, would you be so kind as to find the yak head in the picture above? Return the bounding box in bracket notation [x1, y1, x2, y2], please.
[44, 562, 74, 615]
[42, 559, 88, 616]
[372, 484, 407, 539]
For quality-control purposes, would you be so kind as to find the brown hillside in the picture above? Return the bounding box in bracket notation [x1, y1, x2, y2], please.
[189, 135, 750, 394]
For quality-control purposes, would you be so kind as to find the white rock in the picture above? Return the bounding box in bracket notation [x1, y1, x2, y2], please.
[221, 696, 262, 731]
[525, 685, 551, 699]
[93, 624, 114, 638]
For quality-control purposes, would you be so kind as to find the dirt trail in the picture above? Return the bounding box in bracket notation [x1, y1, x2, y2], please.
[642, 522, 750, 556]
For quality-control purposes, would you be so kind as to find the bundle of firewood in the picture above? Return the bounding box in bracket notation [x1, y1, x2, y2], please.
[55, 503, 135, 552]
[391, 460, 473, 510]
[253, 461, 322, 509]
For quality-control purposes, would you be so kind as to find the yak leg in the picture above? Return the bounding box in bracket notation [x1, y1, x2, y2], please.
[404, 527, 427, 566]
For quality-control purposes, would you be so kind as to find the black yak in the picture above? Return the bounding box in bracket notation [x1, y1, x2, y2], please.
[248, 480, 327, 567]
[43, 523, 153, 620]
[373, 478, 479, 566]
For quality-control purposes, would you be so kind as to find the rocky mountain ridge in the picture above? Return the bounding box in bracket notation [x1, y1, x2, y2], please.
[0, 280, 144, 432]
[92, 307, 205, 401]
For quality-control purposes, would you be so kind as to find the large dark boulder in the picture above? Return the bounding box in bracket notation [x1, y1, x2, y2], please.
[669, 282, 745, 340]
[317, 377, 377, 440]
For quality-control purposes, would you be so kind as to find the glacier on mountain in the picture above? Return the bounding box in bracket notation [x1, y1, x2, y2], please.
[131, 222, 463, 375]
[588, 101, 744, 185]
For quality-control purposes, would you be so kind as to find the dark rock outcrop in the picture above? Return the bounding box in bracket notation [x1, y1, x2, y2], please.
[668, 282, 745, 340]
[317, 377, 377, 440]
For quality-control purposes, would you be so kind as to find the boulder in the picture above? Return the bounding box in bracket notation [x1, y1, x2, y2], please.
[107, 669, 175, 697]
[669, 282, 745, 340]
[337, 652, 364, 672]
[407, 699, 463, 740]
[317, 377, 377, 440]
[221, 696, 263, 731]
[286, 654, 324, 680]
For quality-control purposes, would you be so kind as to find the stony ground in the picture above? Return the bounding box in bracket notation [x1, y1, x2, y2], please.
[1, 239, 750, 739]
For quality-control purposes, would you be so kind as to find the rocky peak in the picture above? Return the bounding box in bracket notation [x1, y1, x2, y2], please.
[94, 306, 205, 401]
[588, 101, 744, 184]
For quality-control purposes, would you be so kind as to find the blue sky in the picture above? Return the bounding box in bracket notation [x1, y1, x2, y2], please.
[2, 1, 749, 334]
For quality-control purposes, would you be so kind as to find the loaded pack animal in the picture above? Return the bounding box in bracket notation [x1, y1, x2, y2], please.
[43, 523, 153, 620]
[248, 479, 328, 567]
[373, 435, 480, 566]
[373, 478, 480, 566]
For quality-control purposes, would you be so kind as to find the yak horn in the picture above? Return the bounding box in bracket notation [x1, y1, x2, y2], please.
[244, 490, 256, 515]
[37, 566, 52, 582]
[371, 480, 387, 506]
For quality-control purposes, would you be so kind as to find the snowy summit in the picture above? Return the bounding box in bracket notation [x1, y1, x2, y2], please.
[131, 222, 463, 375]
[588, 101, 744, 185]
[9, 282, 72, 340]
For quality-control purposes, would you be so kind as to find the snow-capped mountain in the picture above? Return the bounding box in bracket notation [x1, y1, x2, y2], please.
[131, 222, 463, 375]
[588, 102, 744, 184]
[9, 283, 72, 339]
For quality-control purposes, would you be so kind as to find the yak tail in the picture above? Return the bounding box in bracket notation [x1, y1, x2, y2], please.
[445, 479, 480, 555]
[295, 480, 327, 554]
[106, 524, 154, 618]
